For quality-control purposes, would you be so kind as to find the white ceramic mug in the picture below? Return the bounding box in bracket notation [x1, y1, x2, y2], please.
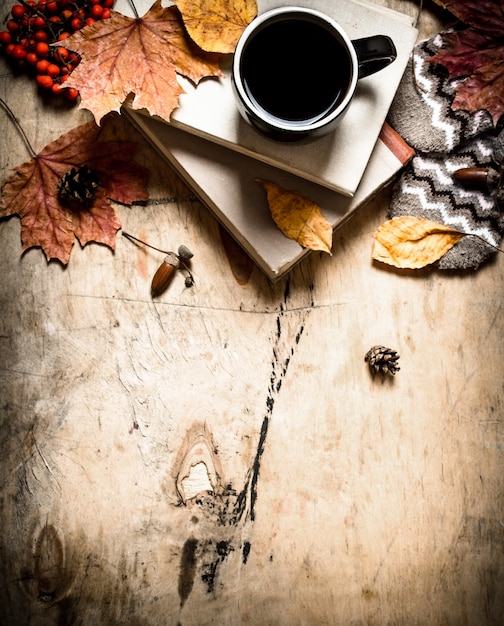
[231, 6, 397, 141]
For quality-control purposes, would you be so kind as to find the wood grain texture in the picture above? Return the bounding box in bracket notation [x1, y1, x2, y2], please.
[1, 3, 503, 624]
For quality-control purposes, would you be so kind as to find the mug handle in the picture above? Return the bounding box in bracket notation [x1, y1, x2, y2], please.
[352, 35, 397, 79]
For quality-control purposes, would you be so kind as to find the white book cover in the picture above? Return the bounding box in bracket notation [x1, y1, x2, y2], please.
[120, 0, 418, 196]
[124, 109, 414, 281]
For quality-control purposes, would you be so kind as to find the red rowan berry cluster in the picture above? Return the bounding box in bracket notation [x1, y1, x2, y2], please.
[0, 0, 114, 101]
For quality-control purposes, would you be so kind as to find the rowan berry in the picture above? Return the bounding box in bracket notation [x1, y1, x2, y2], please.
[0, 31, 12, 46]
[46, 63, 60, 77]
[11, 44, 27, 59]
[6, 19, 21, 34]
[11, 5, 26, 20]
[32, 16, 47, 29]
[90, 4, 103, 18]
[36, 58, 50, 73]
[45, 2, 58, 14]
[36, 73, 53, 88]
[101, 8, 111, 19]
[57, 32, 70, 41]
[26, 52, 39, 65]
[64, 87, 79, 101]
[102, 0, 114, 7]
[35, 41, 49, 57]
[70, 18, 82, 31]
[54, 47, 68, 62]
[33, 30, 49, 42]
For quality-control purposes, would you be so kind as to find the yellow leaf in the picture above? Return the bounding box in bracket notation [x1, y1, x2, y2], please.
[257, 179, 333, 254]
[372, 216, 465, 268]
[174, 0, 258, 53]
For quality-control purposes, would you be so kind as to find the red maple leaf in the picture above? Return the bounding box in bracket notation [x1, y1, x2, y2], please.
[0, 120, 149, 264]
[428, 0, 504, 125]
[54, 0, 223, 124]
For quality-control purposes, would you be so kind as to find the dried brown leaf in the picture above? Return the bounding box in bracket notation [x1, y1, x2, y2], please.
[0, 120, 149, 264]
[175, 0, 258, 53]
[427, 0, 504, 125]
[372, 216, 464, 269]
[257, 179, 332, 254]
[452, 60, 504, 125]
[54, 1, 223, 124]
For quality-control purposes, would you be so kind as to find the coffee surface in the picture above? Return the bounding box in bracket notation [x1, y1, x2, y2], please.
[241, 18, 351, 125]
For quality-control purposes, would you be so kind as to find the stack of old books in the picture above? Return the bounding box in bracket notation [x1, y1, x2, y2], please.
[123, 0, 418, 281]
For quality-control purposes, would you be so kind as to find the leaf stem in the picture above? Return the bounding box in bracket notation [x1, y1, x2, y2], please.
[128, 0, 140, 19]
[0, 98, 37, 158]
[122, 231, 170, 254]
[463, 232, 504, 254]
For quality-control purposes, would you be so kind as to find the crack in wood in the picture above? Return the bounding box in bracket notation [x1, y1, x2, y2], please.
[174, 298, 311, 611]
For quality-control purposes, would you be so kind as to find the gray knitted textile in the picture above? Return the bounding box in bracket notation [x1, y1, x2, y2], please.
[386, 34, 504, 270]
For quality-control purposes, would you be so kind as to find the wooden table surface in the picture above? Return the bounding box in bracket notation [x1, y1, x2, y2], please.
[1, 2, 503, 624]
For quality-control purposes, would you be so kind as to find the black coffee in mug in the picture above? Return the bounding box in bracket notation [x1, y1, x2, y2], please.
[232, 7, 397, 141]
[240, 18, 352, 125]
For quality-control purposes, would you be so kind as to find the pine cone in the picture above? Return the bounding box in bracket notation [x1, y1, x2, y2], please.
[58, 164, 100, 211]
[365, 345, 400, 375]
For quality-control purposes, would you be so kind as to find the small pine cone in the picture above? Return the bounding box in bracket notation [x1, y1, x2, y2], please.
[58, 164, 100, 211]
[365, 345, 400, 376]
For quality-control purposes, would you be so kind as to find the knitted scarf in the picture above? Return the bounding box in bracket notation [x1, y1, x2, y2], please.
[386, 34, 504, 270]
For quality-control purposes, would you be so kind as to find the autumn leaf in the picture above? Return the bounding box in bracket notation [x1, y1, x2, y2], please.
[372, 216, 464, 269]
[174, 0, 258, 53]
[428, 0, 504, 125]
[432, 0, 504, 38]
[0, 120, 149, 265]
[257, 179, 332, 254]
[54, 1, 223, 124]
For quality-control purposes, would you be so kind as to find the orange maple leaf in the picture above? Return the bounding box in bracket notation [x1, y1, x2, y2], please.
[0, 120, 149, 265]
[54, 1, 224, 124]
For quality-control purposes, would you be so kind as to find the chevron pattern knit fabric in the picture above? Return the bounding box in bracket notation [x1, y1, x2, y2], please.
[386, 34, 504, 270]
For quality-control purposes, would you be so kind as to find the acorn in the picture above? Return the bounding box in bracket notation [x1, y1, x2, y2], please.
[122, 232, 195, 297]
[453, 166, 499, 190]
[453, 160, 504, 213]
[151, 252, 179, 297]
